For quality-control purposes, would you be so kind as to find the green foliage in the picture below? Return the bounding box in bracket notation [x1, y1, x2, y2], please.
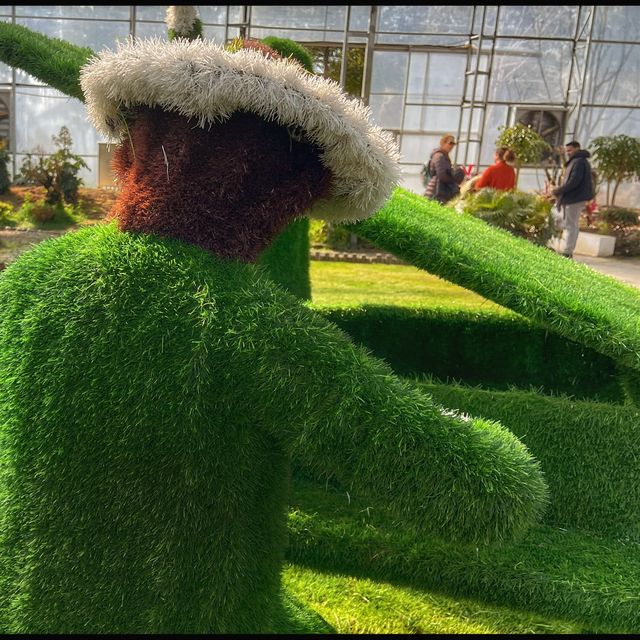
[450, 187, 556, 245]
[308, 219, 353, 250]
[261, 36, 314, 73]
[258, 218, 311, 299]
[0, 21, 92, 101]
[315, 305, 623, 403]
[496, 123, 552, 186]
[15, 196, 80, 228]
[287, 477, 640, 633]
[590, 134, 640, 206]
[18, 126, 88, 206]
[0, 200, 13, 226]
[0, 139, 10, 194]
[0, 223, 547, 631]
[419, 381, 640, 538]
[311, 46, 364, 97]
[346, 188, 640, 372]
[167, 17, 203, 41]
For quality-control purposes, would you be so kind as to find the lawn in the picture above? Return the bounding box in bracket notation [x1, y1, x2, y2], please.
[309, 259, 508, 312]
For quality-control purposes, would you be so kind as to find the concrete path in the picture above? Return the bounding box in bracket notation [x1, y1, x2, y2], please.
[573, 254, 640, 289]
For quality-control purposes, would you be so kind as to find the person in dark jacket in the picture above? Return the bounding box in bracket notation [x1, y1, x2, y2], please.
[423, 134, 465, 204]
[552, 141, 594, 258]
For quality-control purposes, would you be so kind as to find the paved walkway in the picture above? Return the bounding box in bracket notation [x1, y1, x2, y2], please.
[573, 254, 640, 289]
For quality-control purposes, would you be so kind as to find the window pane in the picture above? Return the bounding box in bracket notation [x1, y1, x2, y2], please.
[488, 39, 572, 103]
[400, 133, 442, 164]
[370, 51, 408, 95]
[135, 6, 167, 22]
[378, 6, 473, 35]
[17, 17, 130, 51]
[369, 94, 404, 129]
[15, 87, 102, 156]
[498, 6, 578, 38]
[403, 105, 460, 133]
[583, 43, 640, 107]
[16, 6, 130, 19]
[198, 6, 229, 25]
[135, 21, 169, 39]
[592, 6, 640, 42]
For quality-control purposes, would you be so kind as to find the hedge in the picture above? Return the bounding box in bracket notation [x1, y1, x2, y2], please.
[314, 305, 623, 403]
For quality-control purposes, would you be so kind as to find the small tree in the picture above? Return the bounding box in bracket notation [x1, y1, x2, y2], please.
[589, 134, 640, 207]
[0, 139, 10, 194]
[496, 123, 552, 188]
[19, 126, 88, 205]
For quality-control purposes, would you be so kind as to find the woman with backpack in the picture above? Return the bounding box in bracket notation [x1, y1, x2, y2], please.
[422, 134, 465, 204]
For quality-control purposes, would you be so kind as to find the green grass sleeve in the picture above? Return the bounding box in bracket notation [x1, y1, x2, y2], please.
[225, 283, 548, 546]
[346, 188, 640, 371]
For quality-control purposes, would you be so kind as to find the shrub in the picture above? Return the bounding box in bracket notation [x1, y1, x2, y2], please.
[450, 187, 555, 245]
[583, 206, 640, 256]
[0, 201, 13, 226]
[0, 139, 10, 194]
[495, 123, 552, 187]
[590, 134, 640, 206]
[18, 126, 88, 206]
[15, 196, 79, 228]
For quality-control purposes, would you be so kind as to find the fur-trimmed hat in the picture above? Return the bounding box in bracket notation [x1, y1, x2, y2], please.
[79, 37, 401, 222]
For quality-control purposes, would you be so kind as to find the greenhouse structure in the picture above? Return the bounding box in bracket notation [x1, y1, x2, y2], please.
[0, 5, 639, 205]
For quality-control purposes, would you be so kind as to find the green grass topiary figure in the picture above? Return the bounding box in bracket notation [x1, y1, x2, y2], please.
[0, 19, 548, 634]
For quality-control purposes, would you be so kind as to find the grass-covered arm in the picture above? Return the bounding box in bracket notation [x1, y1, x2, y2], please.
[0, 22, 91, 101]
[228, 279, 548, 545]
[346, 188, 640, 371]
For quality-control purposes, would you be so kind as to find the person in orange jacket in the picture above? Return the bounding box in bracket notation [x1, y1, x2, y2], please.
[471, 147, 517, 192]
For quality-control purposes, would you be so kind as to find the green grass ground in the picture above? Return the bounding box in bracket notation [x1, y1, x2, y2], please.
[309, 259, 508, 312]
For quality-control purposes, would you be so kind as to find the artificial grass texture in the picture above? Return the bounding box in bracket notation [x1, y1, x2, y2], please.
[0, 222, 547, 632]
[417, 381, 640, 539]
[282, 564, 580, 634]
[0, 22, 91, 101]
[313, 305, 623, 402]
[287, 476, 640, 634]
[258, 217, 311, 299]
[347, 187, 640, 373]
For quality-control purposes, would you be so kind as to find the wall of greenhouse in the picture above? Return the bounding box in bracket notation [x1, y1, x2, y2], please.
[1, 5, 639, 207]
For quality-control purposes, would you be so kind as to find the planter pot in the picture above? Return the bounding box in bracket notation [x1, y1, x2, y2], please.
[574, 231, 616, 257]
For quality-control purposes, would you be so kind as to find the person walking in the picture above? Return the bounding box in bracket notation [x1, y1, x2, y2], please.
[423, 134, 465, 204]
[552, 141, 594, 259]
[471, 147, 516, 191]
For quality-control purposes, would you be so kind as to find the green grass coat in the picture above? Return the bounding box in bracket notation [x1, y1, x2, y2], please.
[0, 223, 546, 633]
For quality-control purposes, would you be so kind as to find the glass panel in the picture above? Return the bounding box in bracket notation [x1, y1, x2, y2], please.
[592, 6, 640, 42]
[198, 6, 229, 25]
[403, 105, 460, 133]
[488, 39, 572, 103]
[135, 6, 167, 22]
[370, 51, 408, 94]
[426, 53, 465, 102]
[134, 21, 168, 39]
[498, 6, 578, 38]
[16, 6, 130, 19]
[251, 5, 346, 30]
[473, 6, 498, 36]
[479, 104, 509, 165]
[369, 94, 404, 129]
[399, 165, 424, 195]
[17, 17, 130, 51]
[202, 24, 227, 44]
[376, 33, 472, 46]
[577, 107, 640, 141]
[399, 133, 442, 164]
[350, 5, 370, 31]
[227, 6, 244, 24]
[583, 43, 640, 107]
[0, 62, 11, 84]
[15, 87, 103, 158]
[378, 6, 473, 35]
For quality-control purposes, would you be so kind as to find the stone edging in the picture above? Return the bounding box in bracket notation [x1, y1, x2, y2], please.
[310, 249, 406, 265]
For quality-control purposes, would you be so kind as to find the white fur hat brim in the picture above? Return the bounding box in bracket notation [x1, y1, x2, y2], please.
[79, 37, 401, 222]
